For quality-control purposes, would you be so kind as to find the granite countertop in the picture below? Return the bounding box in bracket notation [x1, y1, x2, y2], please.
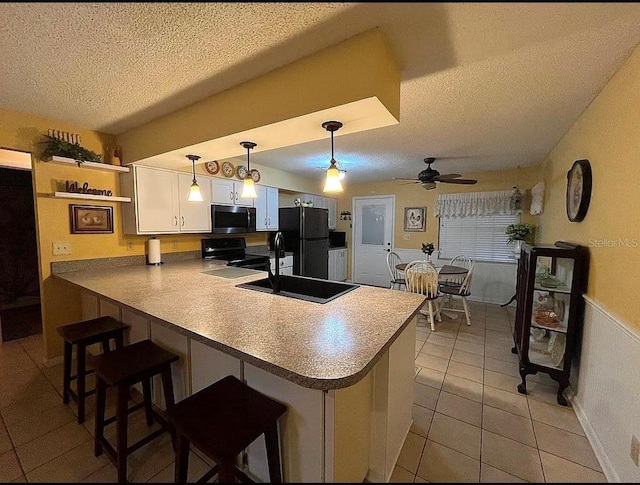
[54, 259, 425, 390]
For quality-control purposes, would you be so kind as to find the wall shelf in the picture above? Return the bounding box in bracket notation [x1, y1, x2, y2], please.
[52, 192, 131, 203]
[44, 155, 130, 173]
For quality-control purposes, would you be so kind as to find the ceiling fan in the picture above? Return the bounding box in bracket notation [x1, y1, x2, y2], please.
[393, 157, 478, 190]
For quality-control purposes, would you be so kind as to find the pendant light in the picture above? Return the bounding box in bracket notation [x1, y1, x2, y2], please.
[186, 154, 203, 201]
[240, 141, 258, 199]
[322, 121, 344, 193]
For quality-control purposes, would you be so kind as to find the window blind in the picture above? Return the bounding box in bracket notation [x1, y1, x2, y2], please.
[438, 213, 519, 263]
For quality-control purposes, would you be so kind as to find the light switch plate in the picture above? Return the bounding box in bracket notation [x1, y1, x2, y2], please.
[404, 234, 410, 240]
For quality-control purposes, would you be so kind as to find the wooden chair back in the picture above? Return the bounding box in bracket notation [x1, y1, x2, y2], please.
[404, 260, 439, 299]
[387, 251, 403, 280]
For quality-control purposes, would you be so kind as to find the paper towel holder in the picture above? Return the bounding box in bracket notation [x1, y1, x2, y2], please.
[146, 237, 163, 266]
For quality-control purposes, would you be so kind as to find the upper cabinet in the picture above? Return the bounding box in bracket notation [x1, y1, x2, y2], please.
[255, 185, 279, 231]
[212, 178, 254, 207]
[326, 197, 337, 230]
[121, 166, 212, 235]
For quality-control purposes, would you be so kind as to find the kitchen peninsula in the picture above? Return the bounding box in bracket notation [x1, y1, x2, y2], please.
[53, 258, 425, 482]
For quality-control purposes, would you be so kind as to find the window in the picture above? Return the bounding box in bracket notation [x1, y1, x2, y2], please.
[438, 213, 519, 263]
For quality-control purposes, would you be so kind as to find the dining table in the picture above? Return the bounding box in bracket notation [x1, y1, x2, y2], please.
[395, 262, 469, 276]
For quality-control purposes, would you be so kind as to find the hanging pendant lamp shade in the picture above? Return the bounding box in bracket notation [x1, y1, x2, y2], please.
[322, 121, 344, 193]
[240, 141, 258, 199]
[186, 154, 203, 201]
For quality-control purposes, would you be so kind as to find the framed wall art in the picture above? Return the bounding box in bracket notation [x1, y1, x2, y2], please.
[404, 206, 426, 232]
[70, 204, 114, 234]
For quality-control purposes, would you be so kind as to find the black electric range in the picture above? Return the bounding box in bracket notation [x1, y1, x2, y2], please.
[201, 237, 270, 271]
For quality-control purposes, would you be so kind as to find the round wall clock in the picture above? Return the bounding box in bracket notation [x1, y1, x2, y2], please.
[566, 159, 592, 222]
[236, 166, 248, 180]
[221, 161, 235, 178]
[204, 160, 219, 175]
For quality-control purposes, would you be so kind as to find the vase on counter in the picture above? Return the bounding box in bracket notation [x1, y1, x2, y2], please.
[513, 239, 523, 260]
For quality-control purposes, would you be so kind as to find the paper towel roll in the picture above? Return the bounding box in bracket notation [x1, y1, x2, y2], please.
[146, 238, 162, 265]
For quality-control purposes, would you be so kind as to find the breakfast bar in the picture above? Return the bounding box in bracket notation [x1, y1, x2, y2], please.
[54, 258, 426, 482]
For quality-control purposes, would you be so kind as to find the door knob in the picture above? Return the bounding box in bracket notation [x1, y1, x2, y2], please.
[385, 248, 390, 252]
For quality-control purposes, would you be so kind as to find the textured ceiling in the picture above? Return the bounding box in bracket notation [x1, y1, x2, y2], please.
[2, 3, 640, 184]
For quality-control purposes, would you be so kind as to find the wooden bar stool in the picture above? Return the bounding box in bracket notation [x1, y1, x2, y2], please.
[166, 375, 287, 483]
[56, 316, 128, 424]
[92, 339, 179, 483]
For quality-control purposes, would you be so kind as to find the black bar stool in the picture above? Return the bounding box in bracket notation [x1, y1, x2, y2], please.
[56, 316, 128, 424]
[92, 339, 179, 483]
[166, 375, 287, 483]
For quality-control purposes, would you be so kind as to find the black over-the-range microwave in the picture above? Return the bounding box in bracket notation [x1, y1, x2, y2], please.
[210, 204, 257, 234]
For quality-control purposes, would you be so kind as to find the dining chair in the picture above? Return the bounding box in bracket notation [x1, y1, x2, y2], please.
[404, 260, 441, 331]
[387, 251, 406, 290]
[438, 260, 475, 326]
[439, 254, 473, 288]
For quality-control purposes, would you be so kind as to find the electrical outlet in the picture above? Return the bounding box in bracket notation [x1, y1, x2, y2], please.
[631, 435, 639, 466]
[126, 241, 134, 251]
[52, 241, 71, 255]
[404, 234, 410, 240]
[172, 241, 178, 249]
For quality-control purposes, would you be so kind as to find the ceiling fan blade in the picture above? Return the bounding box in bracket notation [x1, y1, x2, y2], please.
[438, 178, 478, 185]
[393, 177, 420, 181]
[400, 181, 421, 185]
[434, 173, 462, 180]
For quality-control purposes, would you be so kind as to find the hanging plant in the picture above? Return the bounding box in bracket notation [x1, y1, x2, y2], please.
[40, 130, 102, 163]
[505, 223, 534, 244]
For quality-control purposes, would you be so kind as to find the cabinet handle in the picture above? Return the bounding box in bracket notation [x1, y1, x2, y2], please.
[235, 192, 239, 202]
[173, 216, 178, 226]
[181, 216, 185, 227]
[268, 218, 271, 226]
[230, 192, 234, 201]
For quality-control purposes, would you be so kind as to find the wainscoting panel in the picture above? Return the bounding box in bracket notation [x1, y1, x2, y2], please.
[570, 296, 640, 482]
[394, 249, 516, 305]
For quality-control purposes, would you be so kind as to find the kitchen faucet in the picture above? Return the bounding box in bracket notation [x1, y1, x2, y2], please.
[268, 231, 284, 294]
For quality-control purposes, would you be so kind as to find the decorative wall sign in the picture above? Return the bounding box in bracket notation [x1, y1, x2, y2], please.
[566, 159, 592, 222]
[404, 206, 426, 232]
[63, 180, 113, 196]
[70, 204, 114, 234]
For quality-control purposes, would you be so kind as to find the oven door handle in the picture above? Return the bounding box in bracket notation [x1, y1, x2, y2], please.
[247, 208, 251, 228]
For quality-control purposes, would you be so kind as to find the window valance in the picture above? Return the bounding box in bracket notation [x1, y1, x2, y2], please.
[434, 190, 519, 218]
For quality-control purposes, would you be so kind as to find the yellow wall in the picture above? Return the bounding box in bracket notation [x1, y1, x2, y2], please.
[537, 43, 640, 329]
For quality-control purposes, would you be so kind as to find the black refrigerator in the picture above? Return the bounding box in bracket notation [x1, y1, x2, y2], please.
[278, 207, 329, 279]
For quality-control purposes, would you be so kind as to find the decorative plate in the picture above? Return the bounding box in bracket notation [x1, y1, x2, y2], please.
[237, 166, 248, 180]
[204, 160, 219, 175]
[551, 333, 566, 367]
[250, 169, 261, 183]
[221, 161, 235, 178]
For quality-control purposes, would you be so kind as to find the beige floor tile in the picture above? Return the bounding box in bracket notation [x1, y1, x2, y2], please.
[483, 369, 520, 394]
[389, 465, 415, 482]
[483, 356, 520, 378]
[483, 386, 530, 418]
[540, 450, 607, 482]
[415, 353, 450, 373]
[428, 412, 481, 459]
[528, 398, 584, 436]
[526, 381, 565, 406]
[484, 345, 518, 364]
[396, 431, 425, 473]
[417, 440, 480, 482]
[533, 421, 601, 471]
[436, 391, 482, 427]
[482, 405, 536, 446]
[81, 463, 117, 482]
[10, 474, 27, 483]
[413, 475, 428, 482]
[411, 404, 434, 438]
[446, 360, 483, 384]
[414, 382, 440, 410]
[0, 427, 12, 454]
[415, 329, 429, 343]
[0, 370, 53, 409]
[454, 340, 485, 356]
[415, 367, 445, 390]
[15, 420, 92, 473]
[485, 329, 515, 346]
[455, 331, 485, 345]
[442, 374, 483, 403]
[481, 430, 544, 482]
[415, 340, 425, 353]
[480, 463, 525, 482]
[126, 432, 176, 483]
[25, 440, 108, 483]
[425, 333, 455, 349]
[148, 450, 212, 482]
[420, 342, 453, 360]
[1, 386, 61, 426]
[0, 450, 23, 482]
[450, 349, 484, 368]
[5, 403, 76, 447]
[527, 370, 558, 386]
[485, 321, 511, 332]
[458, 325, 486, 337]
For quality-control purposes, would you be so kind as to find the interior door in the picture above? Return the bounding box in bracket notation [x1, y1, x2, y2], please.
[352, 196, 395, 287]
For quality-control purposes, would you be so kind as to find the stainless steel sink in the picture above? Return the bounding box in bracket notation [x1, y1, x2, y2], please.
[236, 274, 359, 304]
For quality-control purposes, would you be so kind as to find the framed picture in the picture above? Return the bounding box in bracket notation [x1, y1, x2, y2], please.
[404, 206, 426, 232]
[70, 204, 114, 234]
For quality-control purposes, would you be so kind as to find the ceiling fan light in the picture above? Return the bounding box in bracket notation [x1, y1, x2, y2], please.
[241, 178, 258, 199]
[421, 182, 437, 190]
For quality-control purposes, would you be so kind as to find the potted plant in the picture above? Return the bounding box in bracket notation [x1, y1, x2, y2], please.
[421, 242, 435, 262]
[505, 223, 534, 258]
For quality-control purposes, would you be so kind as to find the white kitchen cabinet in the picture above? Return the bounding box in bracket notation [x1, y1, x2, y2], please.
[328, 248, 347, 281]
[269, 255, 293, 275]
[326, 197, 337, 229]
[255, 185, 279, 231]
[121, 165, 211, 234]
[211, 178, 254, 207]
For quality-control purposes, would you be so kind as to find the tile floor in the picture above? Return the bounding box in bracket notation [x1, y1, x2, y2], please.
[0, 301, 606, 482]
